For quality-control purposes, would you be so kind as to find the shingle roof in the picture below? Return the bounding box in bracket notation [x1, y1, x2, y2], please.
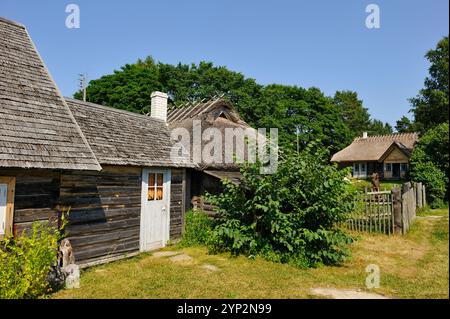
[0, 17, 101, 170]
[331, 133, 419, 162]
[66, 98, 194, 168]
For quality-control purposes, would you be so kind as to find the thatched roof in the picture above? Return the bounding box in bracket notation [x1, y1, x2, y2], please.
[331, 133, 419, 163]
[66, 98, 194, 168]
[168, 98, 257, 170]
[0, 17, 101, 170]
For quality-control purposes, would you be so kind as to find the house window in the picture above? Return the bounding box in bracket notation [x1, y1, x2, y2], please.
[353, 163, 367, 178]
[400, 163, 408, 172]
[0, 177, 15, 239]
[148, 173, 164, 201]
[385, 163, 392, 172]
[360, 163, 366, 173]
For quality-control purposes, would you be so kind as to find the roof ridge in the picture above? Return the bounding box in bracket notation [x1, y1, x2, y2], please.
[0, 16, 25, 28]
[65, 97, 166, 124]
[354, 132, 418, 141]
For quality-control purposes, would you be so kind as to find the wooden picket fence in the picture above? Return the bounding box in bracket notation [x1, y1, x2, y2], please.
[346, 191, 395, 234]
[345, 182, 426, 235]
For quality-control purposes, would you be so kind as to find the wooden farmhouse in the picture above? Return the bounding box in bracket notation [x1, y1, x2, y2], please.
[0, 17, 195, 266]
[331, 132, 419, 180]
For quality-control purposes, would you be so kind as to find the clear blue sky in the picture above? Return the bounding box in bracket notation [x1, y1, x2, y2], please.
[1, 0, 448, 127]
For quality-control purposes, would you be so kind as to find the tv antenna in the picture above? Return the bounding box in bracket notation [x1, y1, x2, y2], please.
[78, 73, 87, 102]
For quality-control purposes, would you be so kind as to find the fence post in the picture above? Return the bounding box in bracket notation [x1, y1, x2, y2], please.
[392, 187, 402, 234]
[403, 182, 411, 193]
[416, 182, 423, 208]
[422, 185, 426, 207]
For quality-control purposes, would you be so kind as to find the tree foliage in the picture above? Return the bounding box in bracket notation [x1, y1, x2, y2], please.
[74, 57, 393, 154]
[367, 119, 393, 136]
[395, 116, 415, 133]
[410, 36, 449, 133]
[206, 145, 354, 268]
[333, 90, 371, 138]
[409, 123, 449, 207]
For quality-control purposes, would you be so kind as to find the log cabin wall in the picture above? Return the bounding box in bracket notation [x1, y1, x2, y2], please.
[60, 165, 142, 266]
[170, 168, 185, 240]
[0, 169, 61, 237]
[2, 165, 187, 267]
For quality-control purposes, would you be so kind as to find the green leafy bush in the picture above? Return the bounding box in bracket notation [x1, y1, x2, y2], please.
[0, 222, 62, 299]
[410, 123, 449, 207]
[207, 144, 354, 268]
[179, 210, 212, 247]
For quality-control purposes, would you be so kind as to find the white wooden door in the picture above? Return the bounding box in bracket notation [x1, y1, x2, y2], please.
[140, 169, 171, 251]
[0, 184, 8, 236]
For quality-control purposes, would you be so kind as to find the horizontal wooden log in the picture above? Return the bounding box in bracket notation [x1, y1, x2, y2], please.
[67, 207, 140, 224]
[66, 217, 140, 236]
[14, 208, 58, 223]
[59, 195, 140, 206]
[68, 227, 140, 247]
[73, 238, 139, 263]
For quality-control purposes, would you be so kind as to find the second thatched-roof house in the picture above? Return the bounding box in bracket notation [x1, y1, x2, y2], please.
[331, 132, 419, 180]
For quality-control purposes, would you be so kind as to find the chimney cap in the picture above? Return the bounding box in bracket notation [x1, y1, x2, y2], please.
[362, 132, 368, 139]
[151, 91, 168, 98]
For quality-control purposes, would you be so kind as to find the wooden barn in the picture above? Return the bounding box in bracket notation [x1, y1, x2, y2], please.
[0, 17, 193, 267]
[167, 98, 255, 213]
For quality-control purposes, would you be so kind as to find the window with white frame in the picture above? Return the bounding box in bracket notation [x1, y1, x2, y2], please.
[0, 177, 15, 239]
[400, 163, 408, 172]
[385, 163, 392, 172]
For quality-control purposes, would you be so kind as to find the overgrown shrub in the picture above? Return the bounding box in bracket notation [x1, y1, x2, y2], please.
[179, 210, 212, 247]
[0, 222, 62, 299]
[410, 123, 449, 207]
[206, 144, 354, 268]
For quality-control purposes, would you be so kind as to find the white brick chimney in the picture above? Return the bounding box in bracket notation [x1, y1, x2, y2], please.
[151, 91, 168, 122]
[362, 132, 368, 139]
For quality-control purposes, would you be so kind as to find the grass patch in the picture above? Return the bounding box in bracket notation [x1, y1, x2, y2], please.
[346, 178, 403, 193]
[52, 208, 449, 299]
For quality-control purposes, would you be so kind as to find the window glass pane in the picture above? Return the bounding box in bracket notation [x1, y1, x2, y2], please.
[148, 187, 155, 201]
[354, 164, 359, 173]
[385, 163, 392, 171]
[156, 187, 163, 200]
[361, 163, 366, 172]
[157, 173, 163, 186]
[149, 173, 155, 187]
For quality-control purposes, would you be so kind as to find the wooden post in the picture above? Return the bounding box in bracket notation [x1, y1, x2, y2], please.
[422, 185, 426, 207]
[392, 188, 402, 234]
[403, 182, 411, 194]
[416, 182, 423, 208]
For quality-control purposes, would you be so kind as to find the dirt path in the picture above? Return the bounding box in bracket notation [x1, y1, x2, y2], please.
[310, 288, 388, 299]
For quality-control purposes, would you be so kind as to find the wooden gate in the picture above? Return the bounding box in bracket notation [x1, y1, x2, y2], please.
[345, 190, 395, 235]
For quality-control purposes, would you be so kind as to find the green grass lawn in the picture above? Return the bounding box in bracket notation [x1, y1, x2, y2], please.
[52, 208, 449, 299]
